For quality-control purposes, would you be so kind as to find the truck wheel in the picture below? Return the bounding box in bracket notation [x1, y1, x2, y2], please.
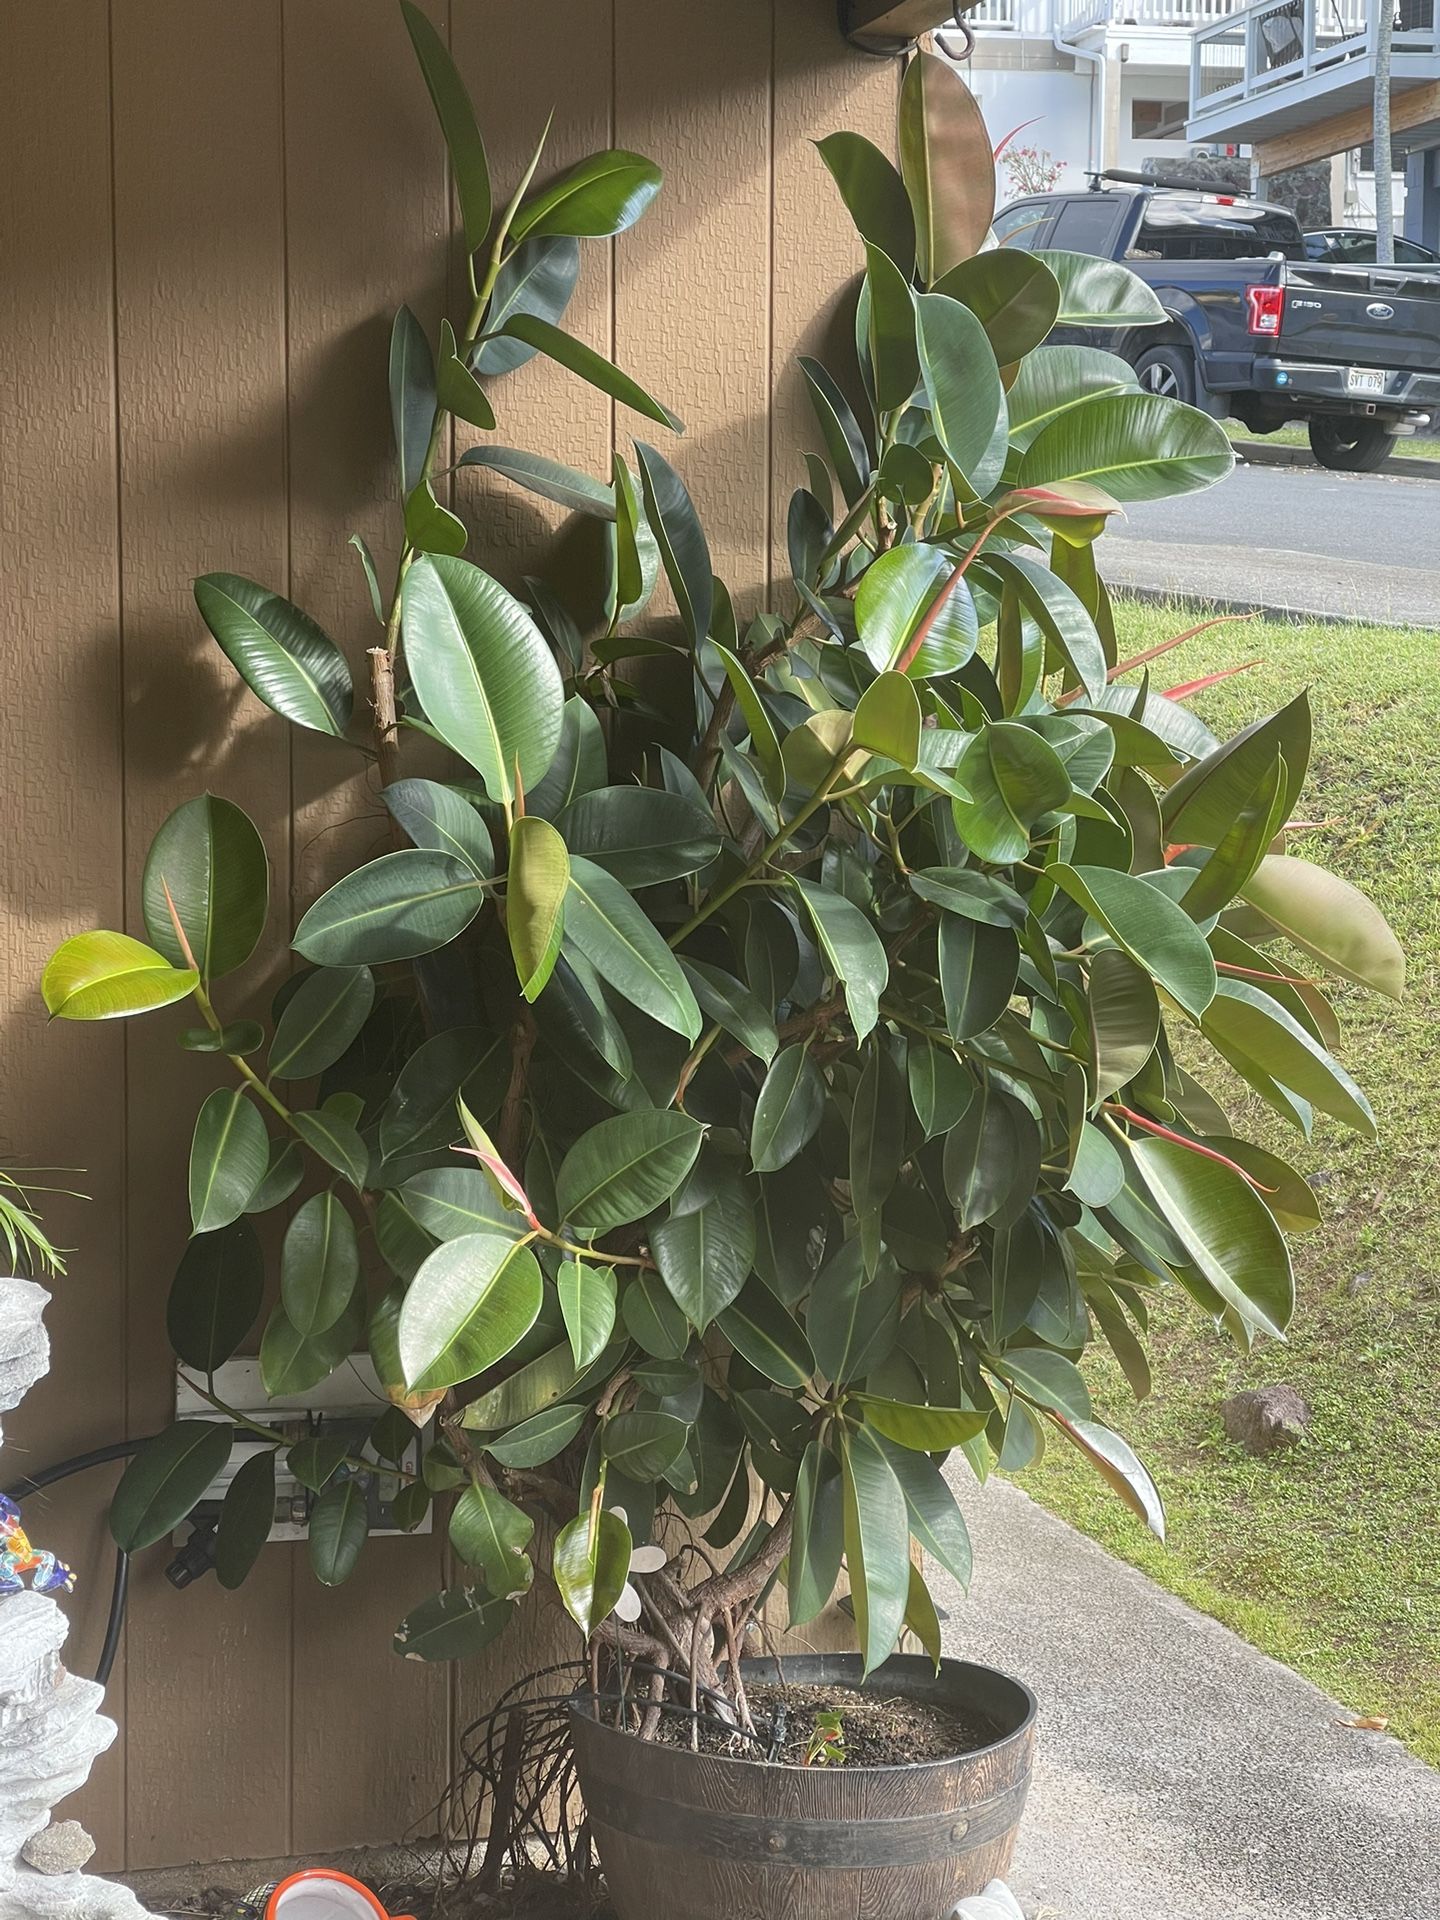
[1135, 345, 1196, 405]
[1307, 417, 1395, 472]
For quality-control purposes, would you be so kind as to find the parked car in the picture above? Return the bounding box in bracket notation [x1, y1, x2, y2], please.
[1305, 227, 1440, 267]
[994, 172, 1440, 470]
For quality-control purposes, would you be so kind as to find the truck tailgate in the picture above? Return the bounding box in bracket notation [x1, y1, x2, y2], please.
[1281, 263, 1440, 370]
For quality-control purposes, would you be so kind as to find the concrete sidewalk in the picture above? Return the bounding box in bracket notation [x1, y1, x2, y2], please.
[933, 1479, 1440, 1920]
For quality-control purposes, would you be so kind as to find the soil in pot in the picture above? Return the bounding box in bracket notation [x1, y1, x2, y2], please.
[648, 1680, 997, 1766]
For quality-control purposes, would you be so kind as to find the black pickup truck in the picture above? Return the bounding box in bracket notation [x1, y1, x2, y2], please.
[994, 171, 1440, 471]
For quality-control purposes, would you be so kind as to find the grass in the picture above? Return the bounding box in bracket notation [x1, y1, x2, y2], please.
[1223, 417, 1440, 464]
[1019, 601, 1440, 1766]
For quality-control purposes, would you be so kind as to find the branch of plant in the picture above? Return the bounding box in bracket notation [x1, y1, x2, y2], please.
[177, 1372, 417, 1484]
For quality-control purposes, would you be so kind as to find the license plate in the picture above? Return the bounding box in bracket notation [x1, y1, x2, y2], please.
[1346, 367, 1386, 395]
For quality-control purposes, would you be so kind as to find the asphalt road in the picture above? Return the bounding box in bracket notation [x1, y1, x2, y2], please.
[1102, 461, 1440, 628]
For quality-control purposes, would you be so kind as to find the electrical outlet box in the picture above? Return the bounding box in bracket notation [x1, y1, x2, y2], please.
[175, 1357, 430, 1541]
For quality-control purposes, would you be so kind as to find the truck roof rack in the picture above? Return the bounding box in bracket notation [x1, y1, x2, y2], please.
[1086, 165, 1253, 196]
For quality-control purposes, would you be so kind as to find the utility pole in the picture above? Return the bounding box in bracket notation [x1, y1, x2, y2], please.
[1374, 0, 1395, 262]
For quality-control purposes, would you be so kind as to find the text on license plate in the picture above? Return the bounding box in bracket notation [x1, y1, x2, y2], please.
[1347, 368, 1387, 395]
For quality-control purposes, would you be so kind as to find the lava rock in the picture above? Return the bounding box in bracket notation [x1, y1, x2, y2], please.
[21, 1824, 95, 1876]
[1221, 1385, 1312, 1455]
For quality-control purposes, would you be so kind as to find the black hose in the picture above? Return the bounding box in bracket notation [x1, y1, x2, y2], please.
[3, 1436, 158, 1688]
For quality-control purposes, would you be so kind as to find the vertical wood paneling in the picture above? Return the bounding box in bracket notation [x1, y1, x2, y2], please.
[615, 0, 774, 615]
[281, 0, 453, 1850]
[449, 1, 615, 589]
[1, 0, 904, 1871]
[111, 0, 294, 1868]
[0, 0, 127, 1867]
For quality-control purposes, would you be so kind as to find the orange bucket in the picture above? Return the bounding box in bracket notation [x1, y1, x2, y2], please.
[264, 1869, 415, 1920]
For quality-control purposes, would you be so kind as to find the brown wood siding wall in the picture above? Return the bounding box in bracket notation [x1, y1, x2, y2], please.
[0, 0, 898, 1871]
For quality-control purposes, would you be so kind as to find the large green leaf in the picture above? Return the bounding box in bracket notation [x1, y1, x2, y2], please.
[942, 1078, 1036, 1230]
[603, 1410, 689, 1482]
[634, 442, 712, 646]
[853, 673, 923, 769]
[1036, 249, 1167, 326]
[260, 1288, 365, 1397]
[940, 916, 1020, 1042]
[1050, 863, 1217, 1019]
[1050, 1415, 1165, 1539]
[289, 1107, 369, 1191]
[1088, 946, 1160, 1099]
[717, 1280, 815, 1389]
[402, 1166, 526, 1242]
[394, 1587, 515, 1661]
[992, 1347, 1092, 1421]
[449, 1484, 534, 1597]
[898, 52, 993, 285]
[269, 966, 375, 1080]
[472, 239, 582, 378]
[652, 1170, 756, 1329]
[878, 1437, 973, 1588]
[1161, 692, 1310, 848]
[42, 930, 197, 1021]
[1019, 393, 1233, 504]
[281, 1192, 360, 1338]
[914, 292, 1006, 495]
[953, 722, 1071, 865]
[400, 1, 491, 252]
[167, 1218, 264, 1372]
[750, 1043, 826, 1174]
[554, 1505, 632, 1638]
[849, 1036, 907, 1232]
[562, 855, 701, 1039]
[558, 1258, 617, 1370]
[386, 777, 496, 876]
[293, 849, 482, 966]
[710, 640, 785, 798]
[193, 574, 352, 737]
[380, 1027, 507, 1159]
[556, 1110, 705, 1236]
[456, 441, 613, 518]
[857, 1397, 988, 1452]
[934, 250, 1060, 361]
[496, 315, 682, 432]
[1240, 854, 1404, 999]
[808, 1241, 900, 1386]
[111, 1420, 233, 1551]
[214, 1449, 276, 1590]
[840, 1424, 911, 1675]
[854, 544, 978, 680]
[788, 1440, 844, 1625]
[799, 357, 871, 507]
[907, 1037, 972, 1140]
[142, 795, 268, 981]
[308, 1478, 369, 1586]
[397, 1232, 544, 1392]
[555, 786, 721, 888]
[487, 1402, 589, 1468]
[1201, 979, 1375, 1136]
[389, 304, 436, 498]
[403, 555, 565, 804]
[980, 552, 1107, 702]
[864, 244, 920, 412]
[1131, 1134, 1294, 1338]
[816, 130, 915, 279]
[1005, 346, 1138, 453]
[507, 814, 569, 1002]
[790, 878, 887, 1041]
[189, 1088, 268, 1233]
[513, 148, 661, 242]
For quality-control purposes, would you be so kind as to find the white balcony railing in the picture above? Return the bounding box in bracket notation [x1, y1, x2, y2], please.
[1058, 0, 1248, 29]
[967, 0, 1020, 27]
[1192, 0, 1440, 111]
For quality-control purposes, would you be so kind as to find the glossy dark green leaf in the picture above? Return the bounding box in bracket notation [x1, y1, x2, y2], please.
[679, 960, 778, 1065]
[603, 1410, 689, 1483]
[953, 722, 1071, 865]
[878, 1435, 973, 1588]
[245, 1137, 304, 1216]
[1048, 863, 1216, 1019]
[394, 1586, 515, 1661]
[910, 867, 1026, 929]
[293, 850, 481, 967]
[853, 672, 922, 768]
[791, 878, 887, 1041]
[288, 1433, 349, 1494]
[634, 440, 712, 646]
[554, 1505, 632, 1638]
[455, 440, 614, 517]
[381, 1028, 506, 1160]
[1087, 946, 1160, 1099]
[557, 1111, 704, 1237]
[555, 786, 721, 888]
[435, 317, 495, 431]
[808, 1240, 901, 1386]
[993, 1347, 1092, 1421]
[562, 856, 701, 1040]
[1131, 1134, 1293, 1339]
[308, 1477, 368, 1587]
[486, 1401, 589, 1469]
[166, 1217, 264, 1373]
[907, 1038, 972, 1140]
[981, 552, 1107, 702]
[472, 238, 582, 377]
[864, 244, 920, 412]
[260, 1288, 365, 1398]
[402, 1166, 526, 1243]
[1019, 392, 1232, 505]
[193, 574, 352, 737]
[558, 1259, 617, 1370]
[815, 130, 915, 278]
[397, 1232, 544, 1392]
[188, 1088, 268, 1234]
[180, 1019, 266, 1057]
[858, 1396, 988, 1451]
[622, 1268, 691, 1359]
[840, 1423, 910, 1675]
[289, 1107, 370, 1191]
[1201, 980, 1375, 1136]
[110, 1420, 233, 1552]
[449, 1484, 534, 1596]
[939, 916, 1020, 1041]
[942, 1078, 1037, 1230]
[788, 1440, 844, 1625]
[404, 554, 566, 803]
[933, 250, 1060, 360]
[1036, 249, 1167, 327]
[898, 52, 994, 284]
[849, 1037, 907, 1234]
[280, 1192, 359, 1339]
[513, 148, 661, 242]
[214, 1448, 276, 1589]
[914, 291, 1006, 494]
[799, 356, 870, 508]
[1050, 1415, 1165, 1539]
[269, 966, 375, 1080]
[750, 1043, 826, 1175]
[718, 1280, 815, 1390]
[1161, 691, 1310, 849]
[389, 304, 436, 497]
[401, 1, 491, 251]
[496, 315, 682, 431]
[142, 794, 268, 981]
[653, 1171, 756, 1330]
[1005, 345, 1138, 453]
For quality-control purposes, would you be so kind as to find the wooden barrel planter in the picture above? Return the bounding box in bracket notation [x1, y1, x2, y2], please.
[570, 1652, 1037, 1920]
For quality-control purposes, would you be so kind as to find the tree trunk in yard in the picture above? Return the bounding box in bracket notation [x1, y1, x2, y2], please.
[1375, 0, 1395, 263]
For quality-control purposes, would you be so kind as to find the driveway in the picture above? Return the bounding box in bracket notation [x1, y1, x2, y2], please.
[1102, 463, 1440, 628]
[934, 1478, 1440, 1920]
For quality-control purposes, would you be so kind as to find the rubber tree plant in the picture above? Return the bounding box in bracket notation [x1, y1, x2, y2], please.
[42, 22, 1402, 1706]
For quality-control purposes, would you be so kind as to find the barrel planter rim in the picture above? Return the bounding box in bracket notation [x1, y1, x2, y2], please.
[569, 1650, 1038, 1777]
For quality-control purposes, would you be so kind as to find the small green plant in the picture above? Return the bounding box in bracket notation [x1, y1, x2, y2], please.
[38, 15, 1402, 1727]
[804, 1710, 847, 1767]
[0, 1167, 75, 1278]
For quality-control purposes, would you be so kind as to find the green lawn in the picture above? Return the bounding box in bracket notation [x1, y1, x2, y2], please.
[1224, 418, 1440, 464]
[1020, 601, 1440, 1766]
